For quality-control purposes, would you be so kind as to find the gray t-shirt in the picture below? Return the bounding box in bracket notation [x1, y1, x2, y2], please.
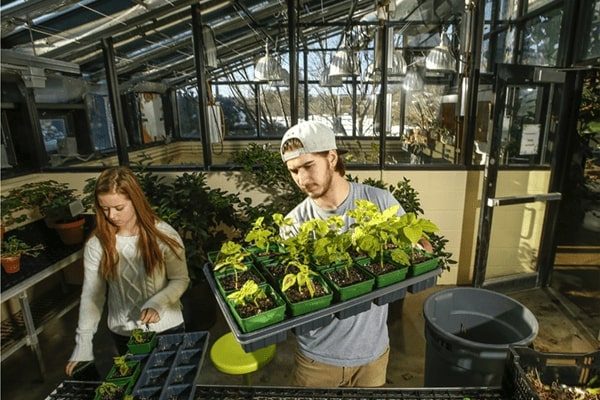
[285, 181, 405, 367]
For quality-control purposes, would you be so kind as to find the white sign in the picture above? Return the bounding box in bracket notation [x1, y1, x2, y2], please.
[519, 124, 540, 155]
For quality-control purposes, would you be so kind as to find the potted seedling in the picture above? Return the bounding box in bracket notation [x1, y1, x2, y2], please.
[395, 211, 440, 276]
[309, 216, 354, 269]
[243, 215, 284, 261]
[127, 328, 157, 355]
[225, 280, 285, 333]
[94, 381, 132, 400]
[1, 236, 44, 274]
[346, 200, 413, 287]
[258, 212, 307, 281]
[213, 241, 264, 293]
[281, 260, 333, 316]
[259, 213, 311, 281]
[277, 212, 374, 301]
[105, 355, 141, 387]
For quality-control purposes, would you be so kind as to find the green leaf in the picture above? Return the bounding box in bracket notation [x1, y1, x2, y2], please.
[281, 274, 297, 292]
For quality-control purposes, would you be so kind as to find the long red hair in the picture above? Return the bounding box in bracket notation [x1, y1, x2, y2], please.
[91, 167, 182, 280]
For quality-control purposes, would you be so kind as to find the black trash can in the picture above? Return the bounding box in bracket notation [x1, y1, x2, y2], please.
[423, 287, 538, 387]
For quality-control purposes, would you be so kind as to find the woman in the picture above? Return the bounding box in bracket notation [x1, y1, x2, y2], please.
[65, 166, 189, 377]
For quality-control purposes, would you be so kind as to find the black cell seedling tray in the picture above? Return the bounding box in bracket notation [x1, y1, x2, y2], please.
[194, 385, 509, 399]
[45, 332, 209, 400]
[131, 331, 209, 400]
[204, 263, 441, 352]
[44, 380, 100, 400]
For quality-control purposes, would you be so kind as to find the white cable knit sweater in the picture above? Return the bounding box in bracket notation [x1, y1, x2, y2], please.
[69, 220, 190, 362]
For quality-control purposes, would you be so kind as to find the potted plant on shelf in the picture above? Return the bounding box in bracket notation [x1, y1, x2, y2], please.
[0, 194, 29, 243]
[1, 236, 44, 274]
[225, 279, 286, 333]
[10, 180, 87, 245]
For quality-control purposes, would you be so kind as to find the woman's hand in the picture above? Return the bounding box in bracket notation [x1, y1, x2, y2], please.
[65, 361, 79, 376]
[140, 307, 160, 324]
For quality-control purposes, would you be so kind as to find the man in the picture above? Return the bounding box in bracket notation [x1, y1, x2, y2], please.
[280, 120, 432, 387]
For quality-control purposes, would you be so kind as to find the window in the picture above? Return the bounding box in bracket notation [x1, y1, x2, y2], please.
[520, 9, 563, 66]
[579, 0, 600, 61]
[40, 118, 67, 153]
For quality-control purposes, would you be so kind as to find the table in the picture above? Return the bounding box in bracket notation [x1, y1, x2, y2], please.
[1, 216, 94, 380]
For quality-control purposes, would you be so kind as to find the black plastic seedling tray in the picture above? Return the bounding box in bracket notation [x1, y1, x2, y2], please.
[44, 332, 208, 400]
[204, 263, 441, 352]
[131, 331, 209, 400]
[194, 385, 509, 399]
[44, 380, 100, 400]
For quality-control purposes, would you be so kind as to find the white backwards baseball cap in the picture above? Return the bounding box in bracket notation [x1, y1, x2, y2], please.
[280, 121, 340, 162]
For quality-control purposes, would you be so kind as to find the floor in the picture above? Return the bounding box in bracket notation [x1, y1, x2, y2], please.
[1, 261, 598, 400]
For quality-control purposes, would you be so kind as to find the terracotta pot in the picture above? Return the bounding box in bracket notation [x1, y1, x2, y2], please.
[1, 254, 21, 274]
[54, 217, 85, 245]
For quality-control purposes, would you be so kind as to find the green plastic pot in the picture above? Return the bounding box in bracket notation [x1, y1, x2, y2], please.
[357, 257, 409, 288]
[321, 263, 375, 301]
[227, 284, 286, 333]
[126, 331, 157, 355]
[215, 264, 265, 296]
[410, 254, 440, 276]
[105, 360, 141, 387]
[282, 276, 334, 317]
[94, 380, 133, 400]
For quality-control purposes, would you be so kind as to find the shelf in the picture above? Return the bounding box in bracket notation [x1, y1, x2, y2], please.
[204, 263, 441, 352]
[1, 284, 80, 361]
[1, 216, 93, 299]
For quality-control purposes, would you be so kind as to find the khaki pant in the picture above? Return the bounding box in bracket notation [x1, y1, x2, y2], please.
[291, 345, 390, 387]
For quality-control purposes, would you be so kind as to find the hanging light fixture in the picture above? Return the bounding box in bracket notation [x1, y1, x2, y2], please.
[389, 50, 407, 76]
[328, 47, 355, 77]
[202, 26, 218, 70]
[254, 42, 281, 82]
[425, 30, 456, 73]
[320, 66, 343, 87]
[270, 65, 289, 87]
[403, 66, 424, 91]
[364, 62, 379, 82]
[320, 31, 344, 86]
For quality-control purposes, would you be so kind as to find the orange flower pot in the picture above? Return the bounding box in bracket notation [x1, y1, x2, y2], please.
[54, 218, 85, 245]
[1, 254, 22, 274]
